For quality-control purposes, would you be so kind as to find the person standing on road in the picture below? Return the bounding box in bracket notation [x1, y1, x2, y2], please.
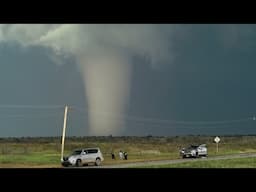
[119, 150, 123, 160]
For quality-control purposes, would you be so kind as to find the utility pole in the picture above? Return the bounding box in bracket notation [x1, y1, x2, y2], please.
[61, 105, 68, 161]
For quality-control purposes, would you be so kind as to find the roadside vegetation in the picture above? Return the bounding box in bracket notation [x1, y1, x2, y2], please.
[0, 135, 256, 167]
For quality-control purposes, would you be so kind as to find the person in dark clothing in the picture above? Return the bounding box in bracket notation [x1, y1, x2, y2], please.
[124, 152, 128, 160]
[111, 152, 115, 160]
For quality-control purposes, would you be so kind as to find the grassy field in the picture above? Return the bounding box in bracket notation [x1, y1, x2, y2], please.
[138, 157, 256, 168]
[0, 135, 256, 167]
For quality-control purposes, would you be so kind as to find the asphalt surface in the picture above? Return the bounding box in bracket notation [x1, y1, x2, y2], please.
[82, 153, 256, 168]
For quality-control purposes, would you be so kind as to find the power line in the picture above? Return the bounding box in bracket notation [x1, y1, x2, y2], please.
[71, 106, 254, 125]
[0, 113, 62, 119]
[0, 105, 254, 128]
[0, 105, 64, 109]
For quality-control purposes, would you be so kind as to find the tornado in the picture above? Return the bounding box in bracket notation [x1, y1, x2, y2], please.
[0, 24, 174, 136]
[78, 47, 131, 136]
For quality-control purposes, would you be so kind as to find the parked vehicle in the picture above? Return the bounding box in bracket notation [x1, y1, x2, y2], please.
[179, 144, 207, 158]
[61, 148, 104, 167]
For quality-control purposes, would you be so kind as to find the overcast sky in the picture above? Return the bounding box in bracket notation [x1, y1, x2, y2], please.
[0, 24, 256, 137]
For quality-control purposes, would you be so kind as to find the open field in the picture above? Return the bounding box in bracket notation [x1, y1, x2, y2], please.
[1, 135, 256, 167]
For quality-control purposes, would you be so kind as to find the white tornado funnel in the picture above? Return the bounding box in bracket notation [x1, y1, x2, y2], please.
[79, 48, 131, 136]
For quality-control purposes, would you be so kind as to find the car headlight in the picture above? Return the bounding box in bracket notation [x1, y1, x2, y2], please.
[68, 157, 75, 164]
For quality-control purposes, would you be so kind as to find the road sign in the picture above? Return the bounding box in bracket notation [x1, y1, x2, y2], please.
[214, 136, 220, 143]
[214, 136, 220, 153]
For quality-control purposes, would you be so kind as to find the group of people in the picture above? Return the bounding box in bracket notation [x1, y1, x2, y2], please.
[111, 150, 128, 160]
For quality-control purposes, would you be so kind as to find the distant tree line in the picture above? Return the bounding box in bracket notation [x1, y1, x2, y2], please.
[0, 134, 256, 143]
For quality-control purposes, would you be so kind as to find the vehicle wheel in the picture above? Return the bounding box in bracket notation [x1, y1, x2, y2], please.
[76, 159, 82, 167]
[95, 158, 101, 166]
[182, 155, 186, 159]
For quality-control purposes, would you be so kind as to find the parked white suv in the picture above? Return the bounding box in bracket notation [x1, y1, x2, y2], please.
[61, 148, 104, 167]
[180, 144, 207, 158]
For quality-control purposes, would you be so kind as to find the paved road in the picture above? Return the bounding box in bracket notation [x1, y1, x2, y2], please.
[87, 153, 256, 168]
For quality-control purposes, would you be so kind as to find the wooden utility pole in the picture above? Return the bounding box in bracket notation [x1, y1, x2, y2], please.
[61, 105, 68, 161]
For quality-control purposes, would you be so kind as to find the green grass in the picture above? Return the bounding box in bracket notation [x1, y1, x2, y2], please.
[0, 153, 60, 165]
[139, 157, 256, 168]
[0, 135, 256, 167]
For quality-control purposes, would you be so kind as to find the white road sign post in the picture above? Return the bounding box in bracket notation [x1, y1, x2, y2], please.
[214, 136, 220, 153]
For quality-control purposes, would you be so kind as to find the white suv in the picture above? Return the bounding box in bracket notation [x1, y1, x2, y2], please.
[61, 148, 104, 167]
[180, 144, 207, 158]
